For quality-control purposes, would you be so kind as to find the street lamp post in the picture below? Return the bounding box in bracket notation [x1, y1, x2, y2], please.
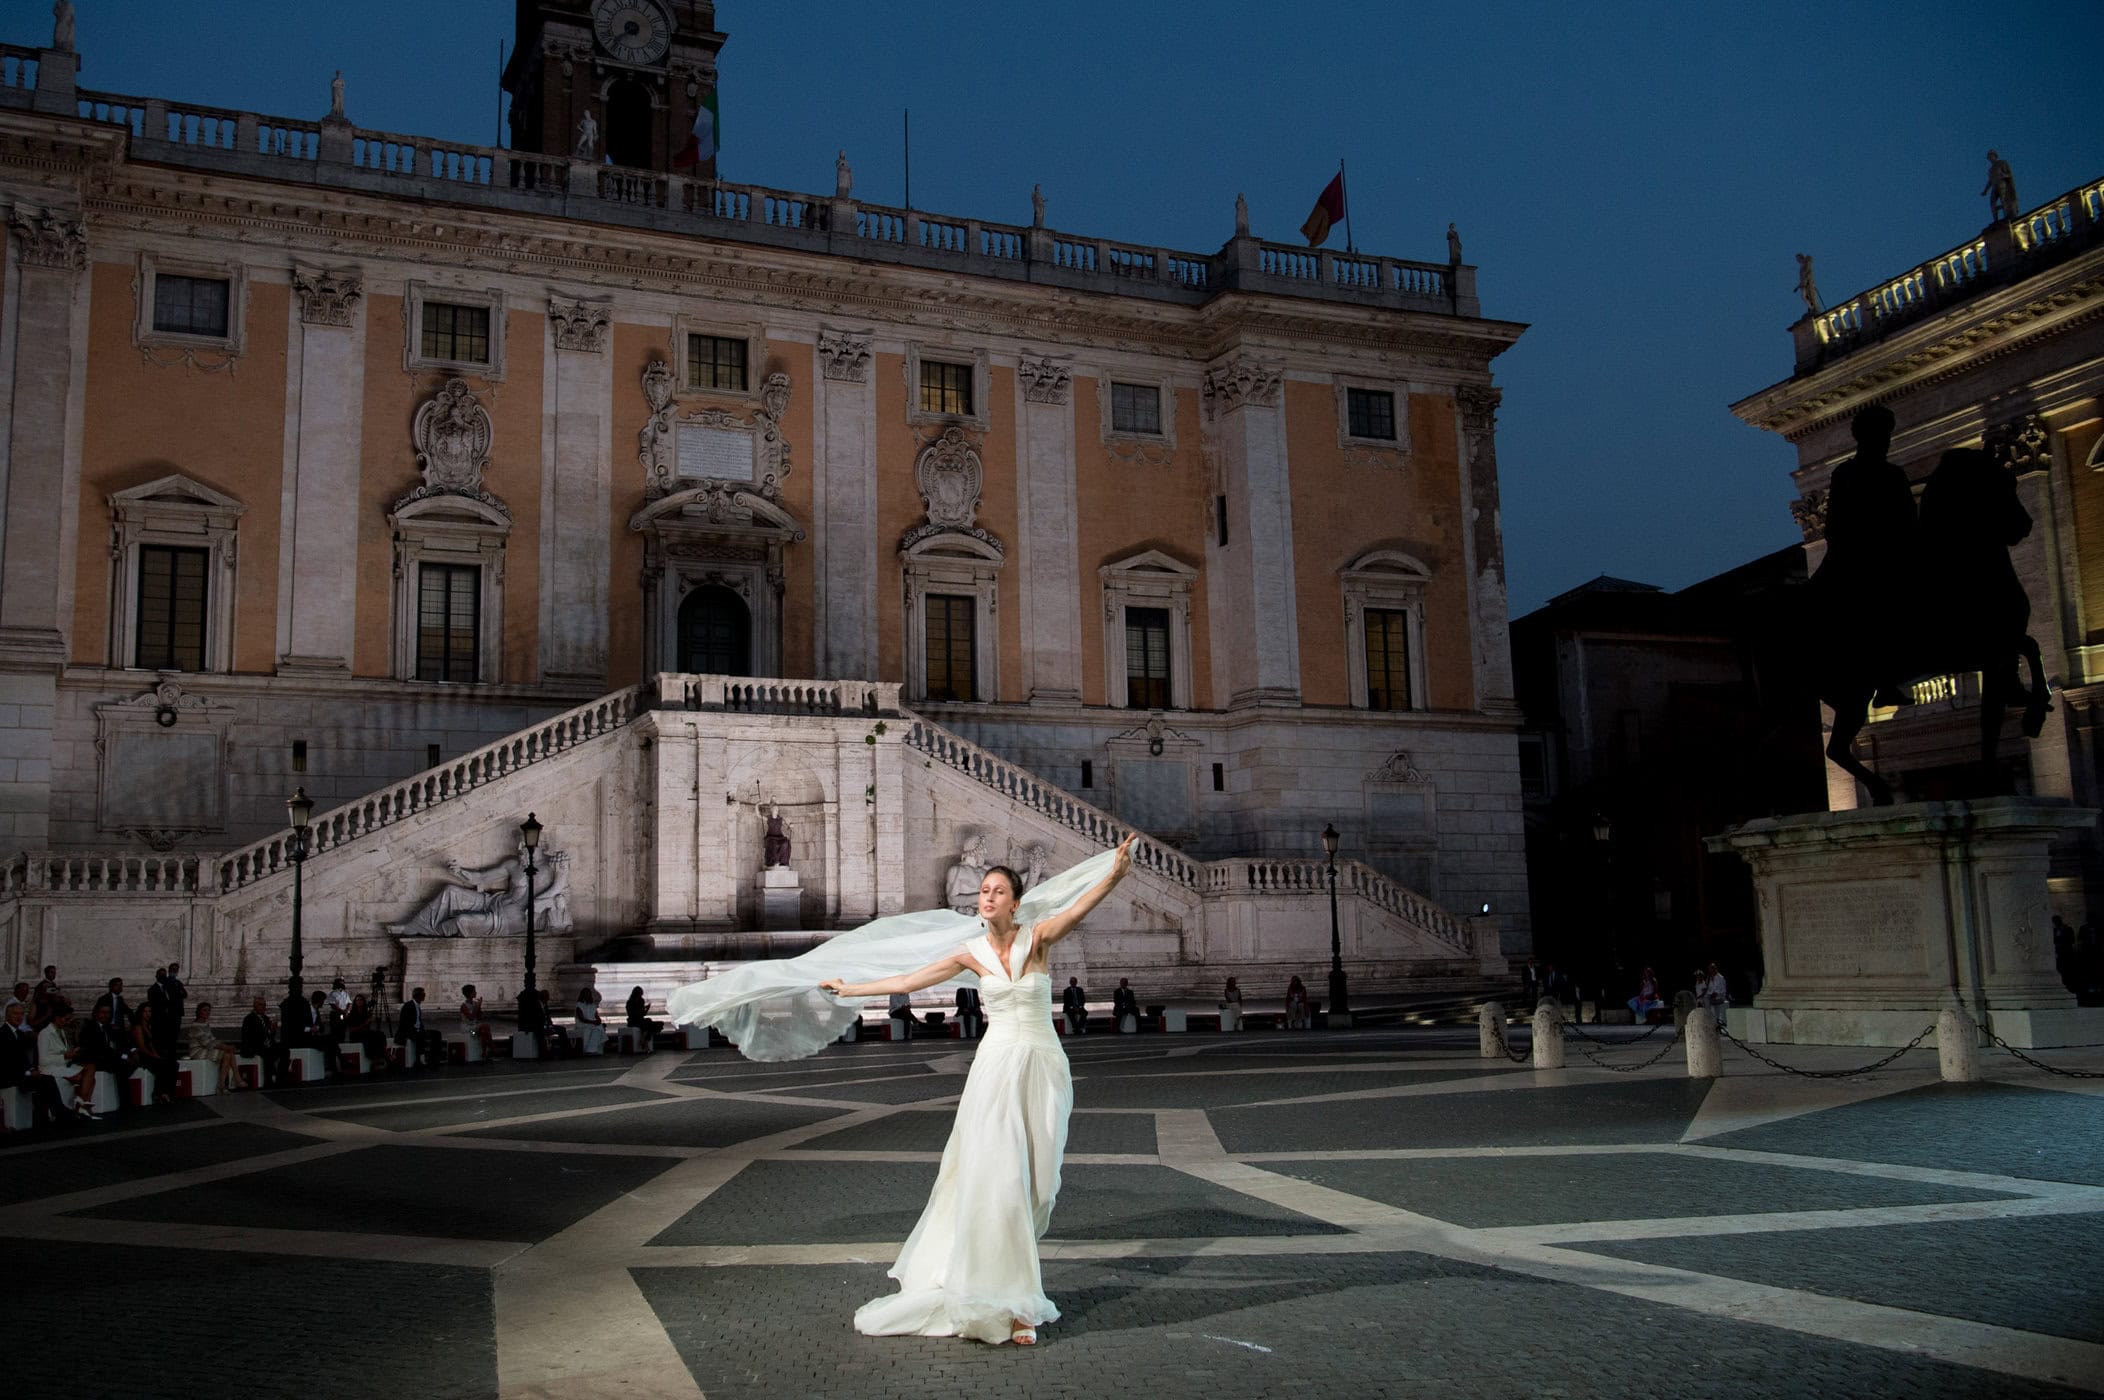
[286, 787, 314, 1002]
[1322, 822, 1350, 1025]
[520, 812, 542, 995]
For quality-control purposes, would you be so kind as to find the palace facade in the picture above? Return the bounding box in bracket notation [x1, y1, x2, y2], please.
[0, 2, 1529, 1005]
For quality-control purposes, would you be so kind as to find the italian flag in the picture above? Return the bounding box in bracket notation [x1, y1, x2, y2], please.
[674, 88, 719, 168]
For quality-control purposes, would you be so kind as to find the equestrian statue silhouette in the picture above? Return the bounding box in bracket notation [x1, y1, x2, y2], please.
[1773, 404, 2050, 806]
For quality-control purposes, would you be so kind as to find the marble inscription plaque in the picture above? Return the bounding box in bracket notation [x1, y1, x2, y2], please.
[1779, 879, 1926, 979]
[677, 424, 755, 481]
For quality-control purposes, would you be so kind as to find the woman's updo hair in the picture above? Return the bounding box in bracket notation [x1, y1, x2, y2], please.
[982, 864, 1026, 900]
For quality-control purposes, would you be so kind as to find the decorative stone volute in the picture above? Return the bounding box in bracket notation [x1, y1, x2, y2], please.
[292, 267, 362, 326]
[1201, 357, 1282, 413]
[7, 205, 86, 271]
[1017, 354, 1073, 405]
[549, 295, 610, 353]
[817, 327, 873, 382]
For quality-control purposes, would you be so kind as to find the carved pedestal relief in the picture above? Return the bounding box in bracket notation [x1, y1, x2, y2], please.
[1365, 749, 1438, 895]
[632, 357, 806, 676]
[388, 379, 510, 683]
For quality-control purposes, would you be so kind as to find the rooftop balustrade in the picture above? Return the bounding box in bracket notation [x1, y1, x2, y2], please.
[0, 50, 1478, 319]
[1794, 176, 2104, 374]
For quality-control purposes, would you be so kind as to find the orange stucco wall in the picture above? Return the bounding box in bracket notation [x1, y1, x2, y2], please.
[74, 262, 290, 671]
[1072, 378, 1213, 709]
[1283, 383, 1471, 710]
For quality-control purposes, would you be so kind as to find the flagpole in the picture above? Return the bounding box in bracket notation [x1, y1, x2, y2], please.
[903, 109, 912, 211]
[1339, 158, 1354, 255]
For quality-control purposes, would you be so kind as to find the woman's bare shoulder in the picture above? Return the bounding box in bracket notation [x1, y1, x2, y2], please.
[953, 942, 993, 979]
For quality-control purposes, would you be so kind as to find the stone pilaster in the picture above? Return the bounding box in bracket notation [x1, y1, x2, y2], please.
[1456, 385, 1516, 712]
[540, 296, 612, 682]
[814, 328, 877, 680]
[1014, 354, 1082, 704]
[276, 268, 367, 675]
[1203, 356, 1300, 708]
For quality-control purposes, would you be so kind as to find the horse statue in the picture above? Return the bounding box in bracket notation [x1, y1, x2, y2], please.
[1772, 405, 2050, 805]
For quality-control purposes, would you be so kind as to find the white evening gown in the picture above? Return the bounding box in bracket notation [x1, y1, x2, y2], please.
[854, 925, 1071, 1344]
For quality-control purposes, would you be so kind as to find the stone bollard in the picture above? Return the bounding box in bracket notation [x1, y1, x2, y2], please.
[1938, 1009, 1979, 1082]
[1531, 998, 1564, 1070]
[1685, 1011, 1721, 1077]
[1478, 1001, 1506, 1058]
[1672, 990, 1696, 1032]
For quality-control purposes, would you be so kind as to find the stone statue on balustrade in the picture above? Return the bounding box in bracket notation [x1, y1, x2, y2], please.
[945, 833, 989, 914]
[762, 803, 793, 869]
[391, 841, 572, 938]
[1982, 150, 2019, 222]
[836, 150, 853, 198]
[575, 111, 599, 162]
[1234, 193, 1250, 238]
[51, 1, 74, 53]
[1795, 253, 1822, 315]
[1031, 183, 1046, 228]
[1446, 222, 1463, 265]
[329, 71, 346, 121]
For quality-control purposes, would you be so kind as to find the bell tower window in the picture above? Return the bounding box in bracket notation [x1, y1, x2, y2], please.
[606, 76, 653, 169]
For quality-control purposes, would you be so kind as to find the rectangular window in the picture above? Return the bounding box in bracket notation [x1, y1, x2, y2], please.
[1346, 387, 1397, 441]
[151, 275, 231, 338]
[919, 359, 973, 416]
[416, 563, 481, 683]
[1125, 606, 1172, 709]
[1110, 382, 1161, 435]
[1212, 762, 1225, 792]
[135, 545, 209, 671]
[291, 740, 308, 774]
[1364, 607, 1411, 710]
[426, 743, 443, 769]
[1080, 759, 1093, 789]
[1215, 495, 1228, 547]
[923, 594, 976, 702]
[1517, 734, 1548, 800]
[686, 333, 749, 392]
[420, 301, 492, 366]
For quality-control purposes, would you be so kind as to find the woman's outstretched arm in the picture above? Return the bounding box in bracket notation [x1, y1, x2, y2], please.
[821, 952, 975, 1000]
[1034, 835, 1136, 949]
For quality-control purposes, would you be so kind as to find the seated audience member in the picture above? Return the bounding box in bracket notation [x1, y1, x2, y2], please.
[460, 985, 495, 1057]
[889, 989, 917, 1039]
[130, 1003, 177, 1104]
[77, 1002, 138, 1115]
[2, 999, 67, 1130]
[2, 981, 28, 1016]
[574, 986, 607, 1055]
[1628, 967, 1664, 1021]
[326, 977, 353, 1019]
[239, 995, 280, 1089]
[516, 985, 560, 1056]
[1112, 978, 1140, 1033]
[184, 1003, 242, 1090]
[1062, 978, 1088, 1035]
[310, 990, 337, 1051]
[394, 987, 445, 1068]
[624, 987, 661, 1046]
[40, 1009, 92, 1117]
[340, 995, 386, 1070]
[1284, 975, 1312, 1030]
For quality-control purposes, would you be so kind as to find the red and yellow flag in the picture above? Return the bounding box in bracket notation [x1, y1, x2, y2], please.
[1300, 172, 1346, 248]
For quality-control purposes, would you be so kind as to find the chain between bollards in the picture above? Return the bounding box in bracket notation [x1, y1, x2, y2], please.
[1718, 1021, 1938, 1079]
[1956, 1004, 2104, 1080]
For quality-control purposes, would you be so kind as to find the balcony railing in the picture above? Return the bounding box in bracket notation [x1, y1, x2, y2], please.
[1798, 176, 2104, 373]
[0, 67, 1477, 318]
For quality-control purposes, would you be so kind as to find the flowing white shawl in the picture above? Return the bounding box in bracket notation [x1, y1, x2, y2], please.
[665, 847, 1119, 1062]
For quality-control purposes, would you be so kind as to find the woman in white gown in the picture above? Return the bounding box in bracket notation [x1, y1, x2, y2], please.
[819, 835, 1133, 1346]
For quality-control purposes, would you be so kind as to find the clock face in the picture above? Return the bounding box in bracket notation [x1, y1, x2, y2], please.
[591, 0, 673, 66]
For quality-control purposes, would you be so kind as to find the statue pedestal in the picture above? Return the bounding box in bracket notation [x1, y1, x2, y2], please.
[397, 933, 578, 1011]
[755, 867, 802, 931]
[1709, 798, 2101, 1048]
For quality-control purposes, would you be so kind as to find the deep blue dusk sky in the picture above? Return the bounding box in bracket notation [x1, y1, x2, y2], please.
[26, 1, 2104, 614]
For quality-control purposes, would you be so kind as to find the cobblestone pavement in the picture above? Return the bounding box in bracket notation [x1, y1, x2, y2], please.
[4, 1026, 2102, 1398]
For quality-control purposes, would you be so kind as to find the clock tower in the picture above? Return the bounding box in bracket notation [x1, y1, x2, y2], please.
[503, 0, 725, 176]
